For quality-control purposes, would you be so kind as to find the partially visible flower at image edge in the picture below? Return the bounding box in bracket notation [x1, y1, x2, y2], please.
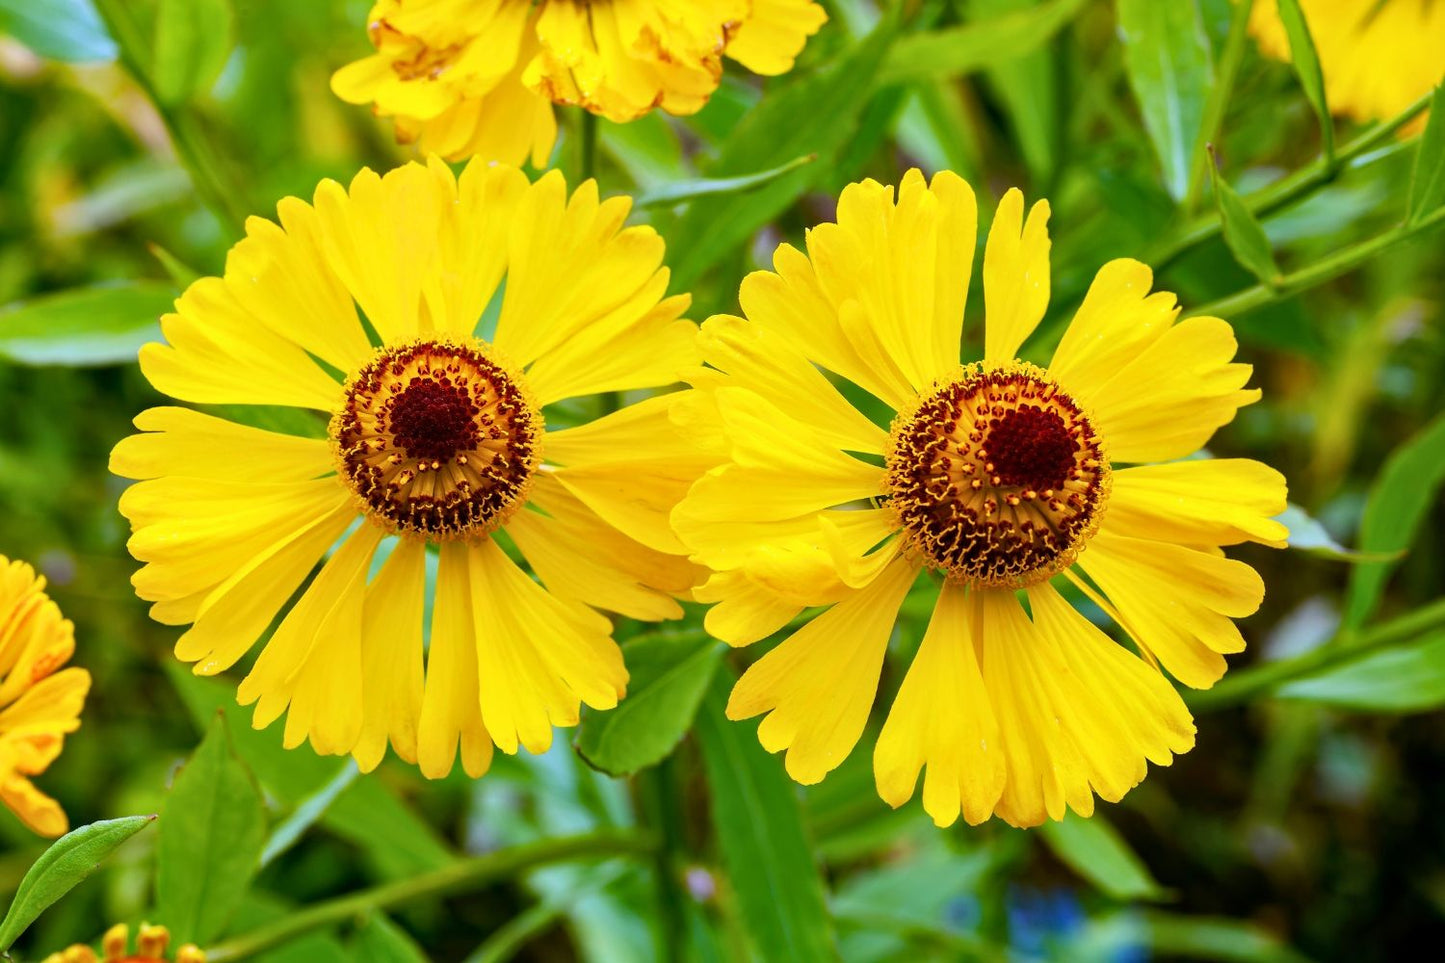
[331, 0, 828, 165]
[672, 169, 1289, 828]
[44, 923, 204, 963]
[111, 157, 707, 778]
[1249, 0, 1445, 127]
[0, 554, 90, 837]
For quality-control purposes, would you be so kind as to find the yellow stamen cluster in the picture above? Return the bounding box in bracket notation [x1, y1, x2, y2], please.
[44, 923, 204, 963]
[886, 362, 1109, 588]
[332, 339, 542, 540]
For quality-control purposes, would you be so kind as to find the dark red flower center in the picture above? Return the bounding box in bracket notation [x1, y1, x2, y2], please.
[388, 379, 481, 463]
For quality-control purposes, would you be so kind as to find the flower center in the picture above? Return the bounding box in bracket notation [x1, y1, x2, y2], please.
[331, 339, 541, 540]
[885, 363, 1109, 588]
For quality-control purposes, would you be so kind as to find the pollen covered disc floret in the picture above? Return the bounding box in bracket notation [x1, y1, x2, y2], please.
[886, 361, 1110, 588]
[332, 338, 542, 540]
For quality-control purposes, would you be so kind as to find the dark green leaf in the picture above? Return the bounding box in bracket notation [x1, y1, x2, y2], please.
[152, 0, 235, 105]
[1039, 813, 1170, 902]
[1407, 84, 1445, 226]
[260, 761, 360, 868]
[0, 281, 174, 367]
[576, 632, 722, 776]
[1144, 911, 1318, 962]
[969, 0, 1060, 182]
[1275, 0, 1333, 160]
[1210, 157, 1281, 283]
[879, 0, 1086, 83]
[1278, 633, 1445, 712]
[667, 12, 899, 292]
[695, 671, 837, 962]
[1344, 413, 1445, 627]
[354, 913, 430, 963]
[0, 0, 115, 62]
[0, 816, 155, 951]
[1117, 0, 1214, 200]
[636, 155, 817, 208]
[157, 712, 268, 945]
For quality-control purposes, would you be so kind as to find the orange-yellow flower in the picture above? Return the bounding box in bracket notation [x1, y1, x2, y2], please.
[0, 555, 89, 838]
[44, 923, 204, 963]
[112, 158, 704, 778]
[331, 0, 827, 165]
[674, 170, 1288, 828]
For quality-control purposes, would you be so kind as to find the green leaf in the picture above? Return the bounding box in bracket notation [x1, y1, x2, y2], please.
[1278, 632, 1445, 712]
[635, 154, 817, 208]
[1144, 912, 1314, 963]
[1278, 504, 1395, 562]
[0, 0, 115, 62]
[1039, 813, 1170, 902]
[1209, 156, 1280, 283]
[969, 0, 1061, 183]
[152, 0, 235, 105]
[576, 632, 722, 776]
[879, 0, 1086, 83]
[157, 712, 268, 945]
[260, 761, 360, 868]
[695, 671, 837, 962]
[1117, 0, 1215, 200]
[0, 281, 174, 366]
[0, 815, 155, 952]
[354, 913, 430, 963]
[1344, 413, 1445, 627]
[165, 665, 456, 879]
[1406, 84, 1445, 226]
[1275, 0, 1333, 161]
[667, 11, 899, 292]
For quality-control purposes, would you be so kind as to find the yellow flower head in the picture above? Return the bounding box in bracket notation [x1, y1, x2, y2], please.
[44, 923, 205, 963]
[112, 158, 705, 778]
[1250, 0, 1445, 125]
[331, 0, 828, 165]
[0, 555, 90, 838]
[674, 170, 1289, 829]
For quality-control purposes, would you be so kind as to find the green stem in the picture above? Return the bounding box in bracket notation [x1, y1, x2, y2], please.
[1188, 596, 1445, 712]
[204, 830, 654, 962]
[1186, 204, 1445, 318]
[1182, 0, 1255, 215]
[467, 901, 567, 963]
[91, 0, 249, 238]
[639, 758, 688, 963]
[1149, 88, 1433, 270]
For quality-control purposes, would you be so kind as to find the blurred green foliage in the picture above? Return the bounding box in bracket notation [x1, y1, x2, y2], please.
[1, 0, 1444, 960]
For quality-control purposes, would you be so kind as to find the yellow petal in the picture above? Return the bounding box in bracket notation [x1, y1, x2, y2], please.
[1075, 529, 1265, 689]
[1076, 316, 1259, 463]
[695, 570, 802, 647]
[1047, 259, 1176, 390]
[697, 313, 887, 454]
[726, 556, 917, 785]
[354, 539, 426, 772]
[110, 407, 331, 483]
[0, 771, 68, 837]
[1108, 459, 1289, 548]
[874, 583, 1004, 827]
[726, 0, 828, 75]
[468, 537, 626, 755]
[417, 542, 493, 779]
[983, 188, 1051, 363]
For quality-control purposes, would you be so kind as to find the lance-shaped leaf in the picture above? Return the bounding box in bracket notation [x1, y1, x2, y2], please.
[1276, 0, 1333, 160]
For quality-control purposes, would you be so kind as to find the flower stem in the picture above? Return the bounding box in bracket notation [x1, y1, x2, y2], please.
[1185, 203, 1445, 319]
[91, 0, 249, 238]
[1188, 596, 1445, 712]
[203, 830, 654, 962]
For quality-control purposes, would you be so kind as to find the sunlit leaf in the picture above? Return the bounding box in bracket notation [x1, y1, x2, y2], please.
[695, 673, 837, 961]
[1278, 632, 1445, 712]
[152, 0, 235, 104]
[1145, 911, 1315, 963]
[1275, 0, 1333, 160]
[575, 631, 722, 776]
[1117, 0, 1214, 200]
[1407, 84, 1445, 226]
[635, 155, 817, 208]
[0, 816, 155, 952]
[1278, 504, 1395, 562]
[879, 0, 1086, 83]
[1344, 413, 1445, 627]
[0, 282, 174, 367]
[156, 712, 267, 945]
[1040, 813, 1170, 902]
[0, 0, 115, 62]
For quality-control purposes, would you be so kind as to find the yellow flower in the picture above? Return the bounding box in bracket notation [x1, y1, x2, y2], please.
[331, 0, 827, 165]
[111, 158, 704, 778]
[1250, 0, 1444, 125]
[0, 555, 90, 838]
[673, 170, 1288, 829]
[45, 923, 205, 963]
